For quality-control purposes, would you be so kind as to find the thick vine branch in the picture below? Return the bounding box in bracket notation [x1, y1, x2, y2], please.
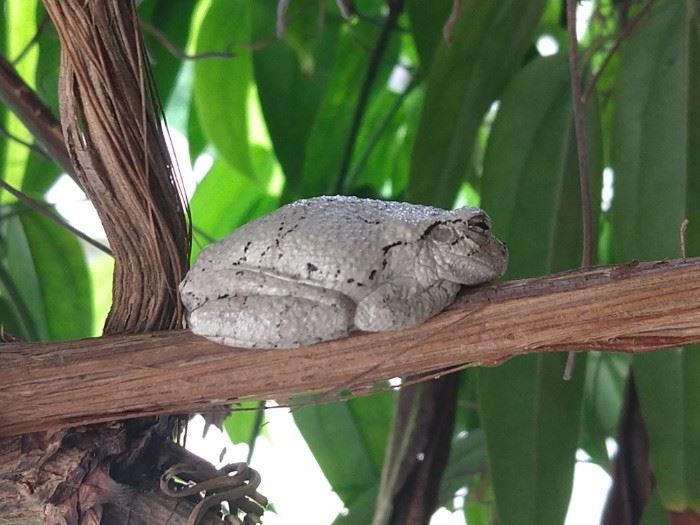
[2, 257, 700, 437]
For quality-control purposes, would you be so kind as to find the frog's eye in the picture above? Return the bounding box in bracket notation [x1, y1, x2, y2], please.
[468, 214, 491, 234]
[430, 224, 458, 244]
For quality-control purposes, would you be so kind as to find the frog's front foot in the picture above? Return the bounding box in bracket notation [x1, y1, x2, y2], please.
[187, 294, 356, 349]
[354, 279, 460, 332]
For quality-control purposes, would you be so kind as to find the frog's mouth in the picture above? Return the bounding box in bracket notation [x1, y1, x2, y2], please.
[438, 240, 508, 284]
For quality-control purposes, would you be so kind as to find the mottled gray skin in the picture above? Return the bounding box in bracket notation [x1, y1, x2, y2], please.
[180, 196, 508, 348]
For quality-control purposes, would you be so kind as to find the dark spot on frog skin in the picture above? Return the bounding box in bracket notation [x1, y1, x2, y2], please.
[243, 241, 252, 253]
[307, 263, 318, 273]
[382, 259, 388, 269]
[369, 269, 376, 280]
[346, 278, 354, 284]
[217, 293, 230, 299]
[235, 270, 244, 276]
[382, 241, 403, 254]
[356, 282, 364, 287]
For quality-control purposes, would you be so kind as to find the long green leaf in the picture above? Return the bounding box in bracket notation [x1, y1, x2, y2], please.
[478, 54, 602, 525]
[193, 0, 253, 177]
[610, 0, 700, 513]
[1, 210, 92, 341]
[1, 213, 48, 340]
[1, 0, 39, 199]
[406, 0, 547, 208]
[189, 155, 277, 261]
[292, 392, 395, 525]
[406, 0, 452, 71]
[139, 0, 197, 104]
[21, 3, 62, 195]
[251, 0, 339, 190]
[285, 16, 399, 201]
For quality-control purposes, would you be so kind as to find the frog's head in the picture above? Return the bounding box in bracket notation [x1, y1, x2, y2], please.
[422, 207, 508, 285]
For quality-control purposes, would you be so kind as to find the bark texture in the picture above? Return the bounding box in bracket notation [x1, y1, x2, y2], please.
[0, 1, 193, 523]
[2, 258, 700, 437]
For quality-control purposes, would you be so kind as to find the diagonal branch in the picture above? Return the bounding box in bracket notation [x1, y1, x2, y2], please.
[0, 55, 75, 181]
[0, 178, 112, 255]
[2, 257, 700, 437]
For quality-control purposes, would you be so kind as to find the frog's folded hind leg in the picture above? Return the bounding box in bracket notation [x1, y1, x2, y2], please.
[354, 279, 460, 332]
[187, 295, 355, 349]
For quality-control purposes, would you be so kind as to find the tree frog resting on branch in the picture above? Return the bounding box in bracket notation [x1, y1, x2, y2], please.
[180, 196, 508, 348]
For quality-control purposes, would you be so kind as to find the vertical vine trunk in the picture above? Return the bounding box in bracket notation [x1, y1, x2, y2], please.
[0, 1, 193, 523]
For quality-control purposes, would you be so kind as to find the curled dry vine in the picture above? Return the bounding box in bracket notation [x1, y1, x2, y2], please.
[160, 463, 267, 525]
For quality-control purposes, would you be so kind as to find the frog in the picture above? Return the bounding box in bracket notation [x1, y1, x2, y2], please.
[180, 195, 508, 348]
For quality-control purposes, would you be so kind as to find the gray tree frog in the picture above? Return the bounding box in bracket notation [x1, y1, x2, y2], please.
[180, 196, 508, 348]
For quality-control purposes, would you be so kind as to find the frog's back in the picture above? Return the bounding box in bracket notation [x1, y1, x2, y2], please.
[199, 196, 452, 293]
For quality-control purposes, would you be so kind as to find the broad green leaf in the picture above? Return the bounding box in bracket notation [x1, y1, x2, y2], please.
[0, 252, 38, 339]
[478, 54, 602, 525]
[189, 153, 277, 260]
[580, 353, 630, 467]
[640, 490, 672, 525]
[22, 3, 62, 195]
[438, 429, 488, 507]
[611, 0, 700, 513]
[223, 402, 266, 459]
[1, 0, 39, 199]
[292, 391, 395, 524]
[349, 81, 422, 197]
[1, 212, 48, 340]
[406, 0, 452, 70]
[89, 253, 114, 336]
[251, 0, 339, 188]
[1, 209, 92, 341]
[285, 20, 400, 201]
[139, 0, 196, 103]
[20, 211, 92, 340]
[193, 0, 253, 177]
[406, 0, 547, 208]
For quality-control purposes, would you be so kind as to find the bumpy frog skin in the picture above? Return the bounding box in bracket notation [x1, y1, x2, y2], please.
[180, 196, 508, 348]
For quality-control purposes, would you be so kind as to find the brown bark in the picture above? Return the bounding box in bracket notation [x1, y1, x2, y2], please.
[2, 257, 700, 437]
[0, 56, 74, 180]
[0, 1, 195, 524]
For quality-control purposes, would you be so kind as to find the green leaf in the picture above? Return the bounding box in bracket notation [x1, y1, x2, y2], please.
[189, 153, 278, 260]
[1, 210, 92, 341]
[21, 211, 92, 340]
[580, 353, 630, 467]
[292, 391, 395, 524]
[285, 20, 399, 200]
[438, 429, 488, 507]
[22, 4, 62, 195]
[1, 0, 40, 199]
[139, 0, 196, 103]
[406, 0, 547, 208]
[223, 402, 266, 460]
[193, 0, 253, 177]
[477, 54, 602, 525]
[640, 490, 672, 525]
[348, 81, 422, 197]
[251, 0, 339, 188]
[1, 212, 48, 340]
[406, 0, 452, 70]
[610, 0, 700, 514]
